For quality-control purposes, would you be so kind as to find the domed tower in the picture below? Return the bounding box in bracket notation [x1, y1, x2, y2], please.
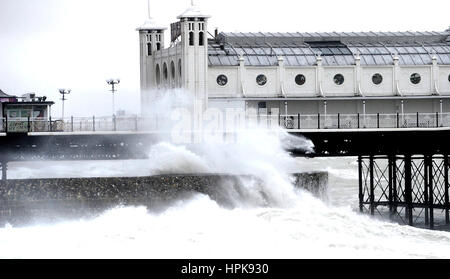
[177, 0, 211, 109]
[136, 0, 167, 112]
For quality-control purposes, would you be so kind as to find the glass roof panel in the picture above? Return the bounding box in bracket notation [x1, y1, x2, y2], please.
[405, 46, 419, 54]
[329, 48, 343, 55]
[362, 54, 376, 65]
[420, 54, 432, 64]
[358, 46, 372, 55]
[248, 55, 260, 66]
[229, 56, 239, 66]
[295, 55, 309, 66]
[319, 47, 333, 56]
[244, 48, 257, 55]
[382, 55, 393, 64]
[267, 56, 278, 65]
[344, 55, 356, 65]
[441, 46, 450, 53]
[386, 46, 398, 54]
[222, 56, 232, 66]
[220, 56, 231, 66]
[438, 54, 450, 64]
[373, 55, 386, 65]
[376, 47, 390, 55]
[409, 54, 425, 65]
[334, 55, 349, 65]
[359, 55, 368, 65]
[253, 48, 266, 55]
[284, 56, 295, 66]
[395, 46, 408, 54]
[413, 46, 428, 54]
[260, 47, 273, 55]
[323, 56, 338, 66]
[431, 45, 446, 53]
[273, 48, 285, 55]
[301, 48, 315, 55]
[283, 48, 294, 55]
[341, 48, 353, 55]
[305, 55, 317, 65]
[399, 54, 414, 65]
[209, 56, 221, 66]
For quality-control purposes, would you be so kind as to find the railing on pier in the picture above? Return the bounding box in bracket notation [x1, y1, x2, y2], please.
[277, 112, 450, 130]
[1, 113, 450, 133]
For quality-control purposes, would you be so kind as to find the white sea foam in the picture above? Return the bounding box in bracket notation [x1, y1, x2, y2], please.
[1, 91, 450, 259]
[2, 192, 450, 259]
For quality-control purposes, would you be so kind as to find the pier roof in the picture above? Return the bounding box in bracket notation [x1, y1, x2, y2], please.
[0, 89, 15, 98]
[208, 30, 450, 66]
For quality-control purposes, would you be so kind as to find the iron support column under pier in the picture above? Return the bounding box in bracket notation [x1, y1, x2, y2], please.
[358, 156, 364, 213]
[388, 155, 394, 217]
[392, 155, 398, 217]
[424, 155, 430, 226]
[426, 155, 435, 229]
[445, 154, 449, 225]
[404, 154, 413, 226]
[369, 155, 375, 215]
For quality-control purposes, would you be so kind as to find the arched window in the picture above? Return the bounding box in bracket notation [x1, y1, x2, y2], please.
[199, 32, 204, 46]
[163, 63, 168, 81]
[189, 32, 194, 46]
[171, 61, 176, 80]
[155, 64, 161, 86]
[147, 43, 152, 56]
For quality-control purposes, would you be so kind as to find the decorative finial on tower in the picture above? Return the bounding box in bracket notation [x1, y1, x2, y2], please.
[136, 0, 167, 31]
[148, 0, 151, 19]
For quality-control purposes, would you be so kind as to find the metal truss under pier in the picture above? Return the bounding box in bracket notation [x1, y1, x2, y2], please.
[359, 155, 450, 229]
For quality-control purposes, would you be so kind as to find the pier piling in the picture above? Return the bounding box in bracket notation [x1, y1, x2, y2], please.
[359, 154, 450, 229]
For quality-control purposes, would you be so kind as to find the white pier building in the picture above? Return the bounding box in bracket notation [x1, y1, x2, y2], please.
[137, 2, 450, 124]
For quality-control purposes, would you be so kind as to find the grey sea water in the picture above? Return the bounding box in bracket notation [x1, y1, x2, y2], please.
[1, 131, 450, 259]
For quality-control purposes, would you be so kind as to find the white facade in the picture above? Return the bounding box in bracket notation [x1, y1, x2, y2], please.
[138, 3, 450, 116]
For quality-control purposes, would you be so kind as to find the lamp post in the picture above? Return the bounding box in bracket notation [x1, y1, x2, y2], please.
[58, 89, 71, 120]
[107, 79, 120, 116]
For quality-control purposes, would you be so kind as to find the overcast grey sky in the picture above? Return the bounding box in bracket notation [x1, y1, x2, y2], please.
[0, 0, 448, 117]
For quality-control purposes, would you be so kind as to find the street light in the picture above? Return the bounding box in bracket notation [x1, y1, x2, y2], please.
[58, 88, 71, 120]
[106, 78, 120, 116]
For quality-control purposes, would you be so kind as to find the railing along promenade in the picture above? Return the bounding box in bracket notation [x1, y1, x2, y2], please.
[1, 112, 449, 133]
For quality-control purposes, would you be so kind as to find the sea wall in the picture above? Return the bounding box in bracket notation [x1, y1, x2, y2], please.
[0, 172, 328, 226]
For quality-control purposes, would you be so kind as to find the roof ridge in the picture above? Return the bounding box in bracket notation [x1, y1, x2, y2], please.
[221, 30, 449, 37]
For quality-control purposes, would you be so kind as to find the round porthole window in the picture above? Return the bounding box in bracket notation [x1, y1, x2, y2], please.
[256, 74, 267, 86]
[295, 74, 306, 86]
[334, 74, 344, 85]
[217, 75, 228, 86]
[372, 73, 383, 85]
[410, 73, 421, 84]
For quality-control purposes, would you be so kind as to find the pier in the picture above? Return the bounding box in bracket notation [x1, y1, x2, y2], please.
[1, 113, 450, 229]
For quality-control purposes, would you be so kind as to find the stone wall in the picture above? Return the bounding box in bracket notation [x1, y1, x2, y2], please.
[0, 172, 327, 226]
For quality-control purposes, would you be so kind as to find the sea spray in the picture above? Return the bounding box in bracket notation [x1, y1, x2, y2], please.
[3, 91, 450, 258]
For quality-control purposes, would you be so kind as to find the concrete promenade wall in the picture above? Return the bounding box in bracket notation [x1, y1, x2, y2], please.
[0, 172, 327, 226]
